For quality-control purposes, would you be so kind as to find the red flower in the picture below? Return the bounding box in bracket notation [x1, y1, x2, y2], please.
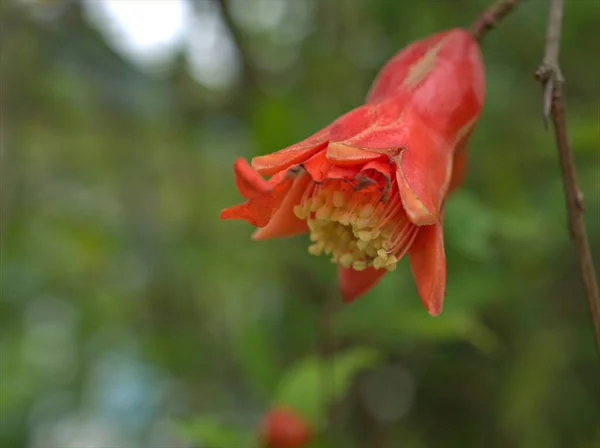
[260, 407, 312, 448]
[221, 29, 485, 315]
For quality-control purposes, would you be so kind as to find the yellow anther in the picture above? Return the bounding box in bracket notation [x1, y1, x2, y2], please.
[310, 196, 324, 211]
[333, 191, 347, 208]
[355, 217, 371, 229]
[352, 260, 367, 271]
[359, 204, 374, 218]
[356, 240, 368, 251]
[299, 181, 410, 273]
[308, 242, 324, 255]
[324, 241, 335, 255]
[339, 253, 354, 267]
[330, 209, 341, 222]
[357, 230, 373, 242]
[372, 257, 386, 269]
[365, 246, 377, 258]
[316, 206, 332, 220]
[338, 212, 351, 226]
[293, 205, 308, 220]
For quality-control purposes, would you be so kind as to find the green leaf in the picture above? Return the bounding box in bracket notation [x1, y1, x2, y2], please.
[336, 299, 499, 353]
[236, 321, 281, 395]
[273, 347, 382, 429]
[392, 310, 500, 353]
[445, 191, 495, 261]
[177, 417, 254, 448]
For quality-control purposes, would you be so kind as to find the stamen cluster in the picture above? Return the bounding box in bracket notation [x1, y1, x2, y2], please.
[293, 181, 416, 271]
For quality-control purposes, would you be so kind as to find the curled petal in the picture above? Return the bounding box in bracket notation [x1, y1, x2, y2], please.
[252, 129, 329, 177]
[393, 109, 453, 226]
[328, 106, 375, 142]
[252, 173, 310, 240]
[339, 126, 405, 156]
[300, 150, 332, 182]
[300, 150, 363, 185]
[232, 157, 270, 199]
[329, 101, 406, 158]
[359, 158, 392, 182]
[408, 218, 446, 316]
[221, 160, 297, 228]
[354, 158, 392, 196]
[338, 266, 388, 303]
[326, 142, 384, 166]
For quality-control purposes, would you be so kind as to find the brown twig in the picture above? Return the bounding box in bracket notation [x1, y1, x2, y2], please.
[536, 0, 564, 128]
[534, 0, 600, 356]
[469, 0, 521, 41]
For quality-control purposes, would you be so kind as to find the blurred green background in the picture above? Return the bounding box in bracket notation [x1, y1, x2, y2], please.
[1, 0, 599, 447]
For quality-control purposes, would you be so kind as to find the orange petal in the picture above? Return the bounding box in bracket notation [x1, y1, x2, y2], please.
[220, 176, 294, 227]
[252, 172, 310, 240]
[302, 150, 363, 183]
[329, 101, 407, 158]
[367, 29, 452, 103]
[447, 147, 468, 194]
[338, 266, 388, 303]
[367, 29, 484, 143]
[251, 128, 329, 177]
[300, 150, 331, 182]
[340, 127, 405, 156]
[326, 142, 383, 165]
[408, 218, 446, 316]
[446, 118, 477, 194]
[221, 161, 297, 227]
[232, 158, 270, 199]
[351, 158, 392, 195]
[360, 158, 392, 177]
[409, 30, 485, 140]
[393, 110, 453, 226]
[328, 105, 375, 142]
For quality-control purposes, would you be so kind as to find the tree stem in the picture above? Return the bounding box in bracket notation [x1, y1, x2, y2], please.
[534, 0, 600, 356]
[469, 0, 521, 41]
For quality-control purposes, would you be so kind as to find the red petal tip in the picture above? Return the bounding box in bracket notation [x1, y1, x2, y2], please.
[338, 267, 387, 304]
[426, 301, 443, 316]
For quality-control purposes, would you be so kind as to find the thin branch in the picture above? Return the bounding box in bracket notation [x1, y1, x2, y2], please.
[534, 0, 600, 356]
[469, 0, 521, 41]
[537, 0, 564, 127]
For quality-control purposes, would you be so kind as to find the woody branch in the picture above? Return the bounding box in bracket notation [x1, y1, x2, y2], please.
[469, 0, 521, 41]
[470, 0, 600, 356]
[534, 0, 600, 356]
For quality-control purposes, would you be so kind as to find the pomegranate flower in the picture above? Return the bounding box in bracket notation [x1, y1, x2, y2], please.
[221, 29, 485, 315]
